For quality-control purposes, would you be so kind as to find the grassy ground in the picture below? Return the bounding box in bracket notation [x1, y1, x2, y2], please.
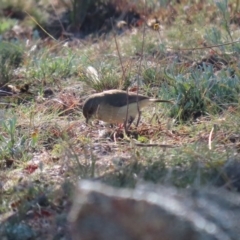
[1, 0, 240, 238]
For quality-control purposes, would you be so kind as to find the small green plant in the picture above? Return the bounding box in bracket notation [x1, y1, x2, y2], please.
[27, 49, 77, 86]
[162, 65, 240, 121]
[82, 63, 121, 91]
[215, 0, 232, 41]
[0, 0, 48, 27]
[204, 27, 222, 45]
[0, 41, 24, 86]
[2, 222, 36, 240]
[0, 117, 28, 167]
[0, 42, 23, 67]
[0, 18, 17, 34]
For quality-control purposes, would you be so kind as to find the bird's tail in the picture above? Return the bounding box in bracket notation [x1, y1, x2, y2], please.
[149, 99, 174, 104]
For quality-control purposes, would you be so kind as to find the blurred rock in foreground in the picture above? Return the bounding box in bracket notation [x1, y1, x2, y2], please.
[69, 181, 240, 240]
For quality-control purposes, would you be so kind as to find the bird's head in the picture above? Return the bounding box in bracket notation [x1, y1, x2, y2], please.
[82, 98, 98, 123]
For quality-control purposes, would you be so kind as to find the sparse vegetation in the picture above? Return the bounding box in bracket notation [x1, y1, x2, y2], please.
[1, 0, 240, 239]
[0, 41, 24, 86]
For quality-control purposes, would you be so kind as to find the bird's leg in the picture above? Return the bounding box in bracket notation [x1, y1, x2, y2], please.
[136, 111, 142, 127]
[123, 121, 128, 133]
[125, 116, 135, 132]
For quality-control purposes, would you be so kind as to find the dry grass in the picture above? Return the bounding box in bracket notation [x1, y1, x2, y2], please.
[1, 0, 240, 238]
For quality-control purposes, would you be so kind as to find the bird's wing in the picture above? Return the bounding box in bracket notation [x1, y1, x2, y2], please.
[103, 91, 148, 107]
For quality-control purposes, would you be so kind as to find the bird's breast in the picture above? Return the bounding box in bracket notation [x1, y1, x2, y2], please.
[95, 99, 151, 124]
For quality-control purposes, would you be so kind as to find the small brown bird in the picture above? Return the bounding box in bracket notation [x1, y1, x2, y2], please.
[83, 90, 172, 129]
